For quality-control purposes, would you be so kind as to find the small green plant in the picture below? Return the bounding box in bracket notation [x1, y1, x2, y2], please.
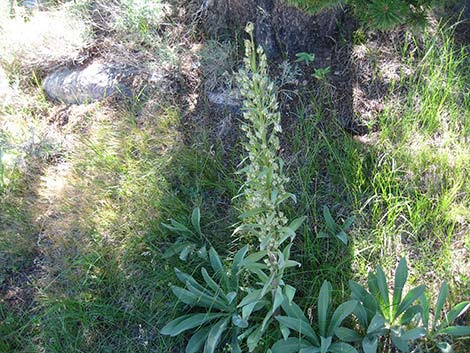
[318, 206, 354, 245]
[420, 282, 470, 352]
[312, 66, 331, 81]
[162, 207, 209, 261]
[272, 280, 358, 353]
[161, 246, 249, 353]
[295, 52, 315, 65]
[347, 258, 426, 352]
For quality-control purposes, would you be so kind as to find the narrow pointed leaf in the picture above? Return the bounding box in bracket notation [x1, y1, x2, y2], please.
[161, 313, 225, 336]
[329, 342, 359, 353]
[191, 207, 202, 235]
[434, 282, 449, 330]
[203, 317, 229, 353]
[276, 316, 320, 345]
[318, 281, 331, 337]
[186, 327, 210, 353]
[441, 326, 470, 337]
[392, 258, 408, 318]
[327, 300, 357, 336]
[271, 337, 312, 353]
[395, 285, 426, 318]
[334, 327, 362, 342]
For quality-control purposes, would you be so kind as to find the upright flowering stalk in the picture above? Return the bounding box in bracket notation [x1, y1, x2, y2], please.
[235, 23, 306, 349]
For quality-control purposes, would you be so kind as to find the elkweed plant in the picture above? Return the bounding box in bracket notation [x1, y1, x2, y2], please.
[235, 22, 306, 349]
[160, 22, 470, 353]
[419, 282, 470, 353]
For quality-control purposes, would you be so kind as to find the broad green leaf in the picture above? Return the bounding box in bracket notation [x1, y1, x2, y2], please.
[161, 313, 225, 336]
[446, 301, 470, 324]
[203, 317, 229, 353]
[390, 327, 408, 353]
[239, 289, 263, 308]
[419, 293, 430, 328]
[163, 242, 191, 259]
[350, 280, 377, 319]
[352, 304, 368, 328]
[395, 285, 426, 318]
[392, 258, 408, 318]
[242, 301, 259, 321]
[232, 245, 249, 270]
[400, 327, 426, 341]
[323, 206, 336, 232]
[226, 291, 237, 304]
[209, 247, 228, 288]
[281, 299, 310, 324]
[240, 250, 268, 266]
[239, 207, 266, 219]
[342, 216, 354, 230]
[186, 327, 210, 353]
[201, 267, 222, 295]
[299, 348, 321, 353]
[436, 341, 453, 353]
[186, 282, 228, 311]
[320, 336, 332, 353]
[180, 243, 196, 261]
[260, 273, 275, 298]
[232, 314, 248, 328]
[172, 286, 198, 305]
[276, 316, 319, 345]
[367, 273, 380, 305]
[329, 342, 359, 353]
[175, 269, 207, 293]
[288, 216, 307, 232]
[336, 231, 348, 245]
[191, 207, 202, 235]
[334, 327, 361, 342]
[434, 282, 449, 330]
[163, 219, 192, 234]
[327, 300, 357, 336]
[231, 330, 242, 353]
[271, 337, 312, 353]
[375, 266, 390, 319]
[273, 287, 284, 312]
[367, 314, 386, 334]
[284, 284, 296, 305]
[247, 325, 263, 352]
[362, 336, 378, 353]
[441, 326, 470, 337]
[400, 305, 422, 326]
[318, 281, 331, 337]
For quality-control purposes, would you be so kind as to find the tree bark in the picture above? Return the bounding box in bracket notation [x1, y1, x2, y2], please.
[204, 0, 345, 59]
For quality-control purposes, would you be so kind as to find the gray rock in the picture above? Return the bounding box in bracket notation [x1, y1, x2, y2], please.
[42, 62, 138, 104]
